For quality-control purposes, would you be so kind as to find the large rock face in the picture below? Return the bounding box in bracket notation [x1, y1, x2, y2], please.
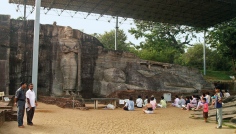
[0, 14, 213, 98]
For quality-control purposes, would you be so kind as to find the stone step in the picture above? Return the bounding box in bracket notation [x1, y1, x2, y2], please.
[0, 106, 12, 109]
[5, 111, 17, 121]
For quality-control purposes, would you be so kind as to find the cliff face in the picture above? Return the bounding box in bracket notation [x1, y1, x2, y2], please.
[0, 15, 213, 98]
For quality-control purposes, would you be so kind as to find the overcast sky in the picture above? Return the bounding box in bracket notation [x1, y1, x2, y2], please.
[1, 0, 204, 46]
[0, 0, 145, 45]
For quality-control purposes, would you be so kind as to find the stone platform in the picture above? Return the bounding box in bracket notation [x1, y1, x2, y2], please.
[0, 96, 17, 127]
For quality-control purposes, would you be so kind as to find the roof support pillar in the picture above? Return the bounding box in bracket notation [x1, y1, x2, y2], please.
[203, 30, 206, 75]
[32, 0, 41, 99]
[115, 16, 118, 50]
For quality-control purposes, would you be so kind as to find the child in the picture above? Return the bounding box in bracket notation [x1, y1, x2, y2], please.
[202, 98, 208, 122]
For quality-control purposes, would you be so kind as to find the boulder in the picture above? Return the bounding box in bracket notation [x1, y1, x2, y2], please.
[103, 68, 126, 83]
[230, 117, 236, 124]
[223, 95, 236, 103]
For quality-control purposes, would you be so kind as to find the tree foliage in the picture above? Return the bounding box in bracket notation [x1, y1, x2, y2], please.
[129, 20, 198, 52]
[206, 18, 236, 72]
[93, 29, 130, 51]
[128, 20, 198, 63]
[178, 43, 231, 71]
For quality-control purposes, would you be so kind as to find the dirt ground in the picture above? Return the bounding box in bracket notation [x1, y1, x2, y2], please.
[0, 102, 235, 134]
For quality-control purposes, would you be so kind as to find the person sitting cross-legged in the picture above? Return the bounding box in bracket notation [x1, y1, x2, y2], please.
[157, 96, 167, 108]
[143, 99, 154, 114]
[123, 96, 135, 111]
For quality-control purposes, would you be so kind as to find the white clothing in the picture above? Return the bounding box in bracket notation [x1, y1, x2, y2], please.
[26, 89, 36, 107]
[106, 104, 115, 110]
[136, 98, 143, 107]
[178, 99, 186, 106]
[225, 93, 230, 98]
[175, 98, 180, 105]
[125, 100, 134, 111]
[144, 110, 154, 114]
[143, 99, 148, 106]
[205, 95, 211, 103]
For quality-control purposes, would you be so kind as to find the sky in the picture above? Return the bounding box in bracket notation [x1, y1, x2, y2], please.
[0, 0, 144, 45]
[0, 0, 204, 46]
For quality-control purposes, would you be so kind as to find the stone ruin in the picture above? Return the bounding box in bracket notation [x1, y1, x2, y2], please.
[0, 14, 213, 99]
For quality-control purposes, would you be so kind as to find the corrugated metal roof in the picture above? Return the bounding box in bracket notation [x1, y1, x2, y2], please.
[9, 0, 236, 28]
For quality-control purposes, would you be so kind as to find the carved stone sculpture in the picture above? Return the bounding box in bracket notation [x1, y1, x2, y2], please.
[59, 26, 81, 95]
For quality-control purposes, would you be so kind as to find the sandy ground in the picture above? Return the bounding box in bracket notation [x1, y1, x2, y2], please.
[0, 102, 235, 134]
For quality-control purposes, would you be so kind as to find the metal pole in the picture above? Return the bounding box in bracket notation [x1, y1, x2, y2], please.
[24, 0, 27, 82]
[203, 30, 206, 75]
[24, 0, 27, 21]
[115, 16, 118, 50]
[32, 0, 41, 99]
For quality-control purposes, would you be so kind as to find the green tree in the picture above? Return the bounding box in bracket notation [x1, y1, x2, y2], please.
[129, 20, 198, 52]
[207, 18, 236, 72]
[92, 29, 130, 51]
[128, 20, 199, 63]
[178, 43, 231, 71]
[181, 43, 212, 69]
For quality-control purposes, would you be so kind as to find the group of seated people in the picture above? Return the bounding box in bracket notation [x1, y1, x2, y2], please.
[121, 89, 230, 113]
[123, 95, 167, 114]
[171, 93, 211, 111]
[171, 89, 230, 111]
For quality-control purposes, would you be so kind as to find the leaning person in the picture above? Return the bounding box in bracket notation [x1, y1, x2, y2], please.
[14, 82, 27, 128]
[26, 83, 38, 126]
[123, 96, 134, 111]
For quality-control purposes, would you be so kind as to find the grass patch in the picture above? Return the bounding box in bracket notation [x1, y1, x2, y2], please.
[222, 119, 236, 129]
[223, 123, 236, 129]
[202, 70, 236, 81]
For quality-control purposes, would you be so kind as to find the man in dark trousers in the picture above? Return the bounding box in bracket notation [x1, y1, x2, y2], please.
[14, 82, 27, 128]
[26, 83, 37, 126]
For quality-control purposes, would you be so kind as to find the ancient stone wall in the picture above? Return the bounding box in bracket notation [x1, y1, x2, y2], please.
[0, 15, 10, 95]
[0, 15, 102, 97]
[0, 14, 213, 98]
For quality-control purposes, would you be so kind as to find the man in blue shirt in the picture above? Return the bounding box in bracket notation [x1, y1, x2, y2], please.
[212, 86, 223, 129]
[14, 82, 27, 128]
[123, 96, 134, 111]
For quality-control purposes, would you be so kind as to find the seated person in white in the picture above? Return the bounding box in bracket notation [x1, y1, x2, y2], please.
[143, 99, 154, 114]
[177, 96, 186, 108]
[224, 90, 230, 98]
[172, 95, 180, 107]
[105, 104, 115, 110]
[205, 92, 211, 104]
[136, 95, 143, 108]
[143, 96, 148, 106]
[123, 96, 135, 111]
[157, 96, 167, 108]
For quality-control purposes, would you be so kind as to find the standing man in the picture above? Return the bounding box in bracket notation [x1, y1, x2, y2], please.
[212, 86, 223, 129]
[26, 83, 37, 126]
[14, 82, 27, 128]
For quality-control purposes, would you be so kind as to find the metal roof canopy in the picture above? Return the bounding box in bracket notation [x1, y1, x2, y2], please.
[9, 0, 236, 28]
